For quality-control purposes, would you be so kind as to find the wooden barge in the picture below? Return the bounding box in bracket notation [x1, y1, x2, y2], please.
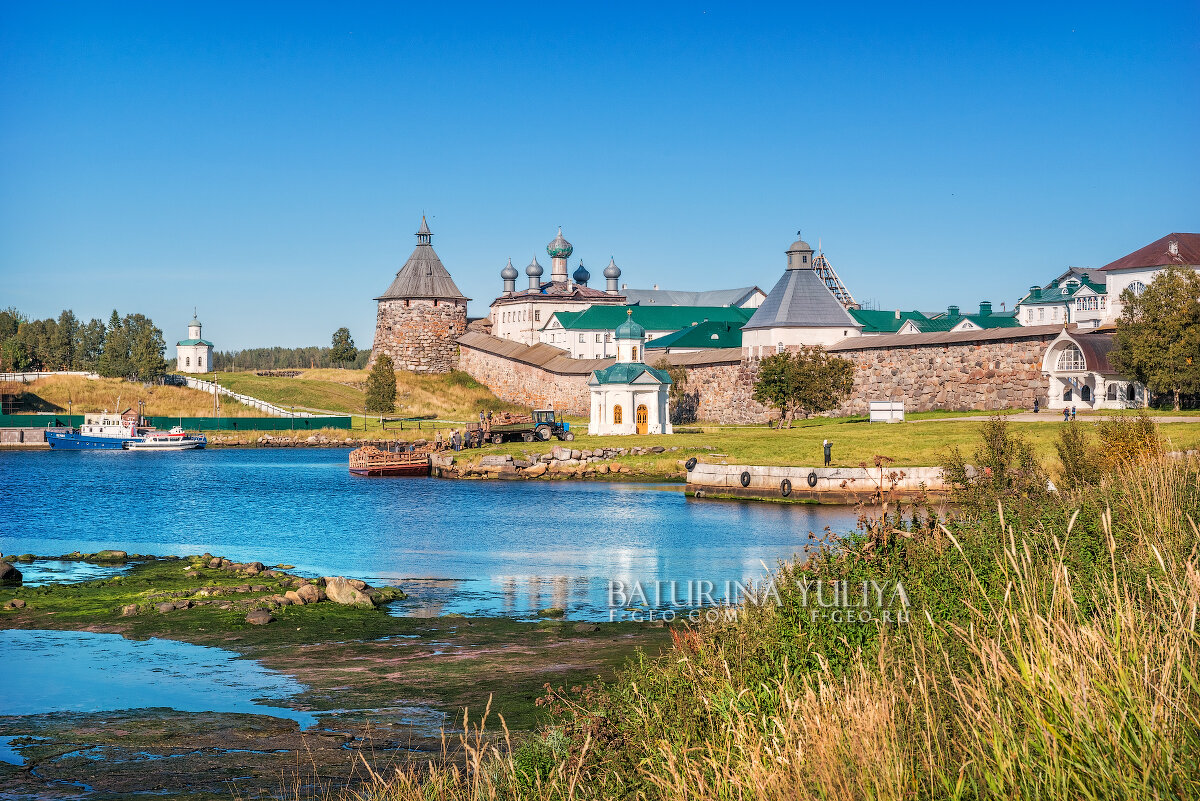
[348, 445, 431, 477]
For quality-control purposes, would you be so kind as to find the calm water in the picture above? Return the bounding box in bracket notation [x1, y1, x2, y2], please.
[0, 630, 314, 727]
[0, 448, 860, 617]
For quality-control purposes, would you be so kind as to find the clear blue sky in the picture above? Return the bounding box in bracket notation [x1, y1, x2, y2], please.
[2, 1, 1197, 353]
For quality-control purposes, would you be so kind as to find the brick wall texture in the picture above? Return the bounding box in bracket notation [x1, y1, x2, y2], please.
[370, 298, 467, 374]
[457, 329, 1058, 422]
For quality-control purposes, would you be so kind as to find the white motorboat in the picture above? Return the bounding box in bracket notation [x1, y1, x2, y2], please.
[124, 426, 207, 451]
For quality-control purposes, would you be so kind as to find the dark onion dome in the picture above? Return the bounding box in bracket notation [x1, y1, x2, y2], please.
[614, 309, 646, 340]
[526, 256, 544, 276]
[546, 227, 573, 259]
[573, 261, 590, 284]
[501, 258, 519, 280]
[603, 257, 621, 278]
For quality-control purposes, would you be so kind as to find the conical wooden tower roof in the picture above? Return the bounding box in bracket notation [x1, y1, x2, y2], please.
[376, 217, 469, 301]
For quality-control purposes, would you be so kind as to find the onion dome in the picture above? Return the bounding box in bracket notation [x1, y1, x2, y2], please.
[526, 256, 544, 276]
[603, 257, 621, 279]
[572, 261, 590, 284]
[501, 258, 519, 280]
[614, 308, 645, 340]
[546, 227, 573, 259]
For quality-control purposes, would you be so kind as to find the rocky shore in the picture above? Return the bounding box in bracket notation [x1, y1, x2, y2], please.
[434, 443, 706, 480]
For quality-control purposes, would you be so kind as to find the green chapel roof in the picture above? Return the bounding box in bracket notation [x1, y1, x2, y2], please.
[645, 320, 743, 349]
[590, 363, 673, 385]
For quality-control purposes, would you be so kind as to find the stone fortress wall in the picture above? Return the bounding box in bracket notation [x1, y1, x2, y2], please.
[372, 298, 467, 374]
[456, 325, 1063, 422]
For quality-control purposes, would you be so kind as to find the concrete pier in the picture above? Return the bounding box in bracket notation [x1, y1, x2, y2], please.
[0, 428, 48, 449]
[686, 461, 951, 503]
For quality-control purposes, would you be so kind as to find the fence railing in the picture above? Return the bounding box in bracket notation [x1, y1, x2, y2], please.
[0, 371, 99, 383]
[178, 376, 313, 418]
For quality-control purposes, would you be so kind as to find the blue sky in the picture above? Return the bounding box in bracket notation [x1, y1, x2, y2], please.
[2, 1, 1197, 352]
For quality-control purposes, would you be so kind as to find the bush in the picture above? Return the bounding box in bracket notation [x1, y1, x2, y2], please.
[1054, 420, 1096, 491]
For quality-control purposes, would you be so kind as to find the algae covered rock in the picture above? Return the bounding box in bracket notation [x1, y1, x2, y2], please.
[0, 561, 22, 586]
[245, 609, 274, 625]
[94, 550, 128, 562]
[323, 577, 375, 608]
[295, 584, 321, 604]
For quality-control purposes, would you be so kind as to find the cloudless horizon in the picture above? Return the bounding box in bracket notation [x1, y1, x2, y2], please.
[2, 1, 1197, 354]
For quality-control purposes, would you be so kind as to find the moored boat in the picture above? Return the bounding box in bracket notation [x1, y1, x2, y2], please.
[125, 426, 207, 451]
[46, 410, 141, 450]
[349, 445, 430, 477]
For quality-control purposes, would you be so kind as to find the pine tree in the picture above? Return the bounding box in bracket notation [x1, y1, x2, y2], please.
[364, 354, 397, 419]
[97, 311, 131, 378]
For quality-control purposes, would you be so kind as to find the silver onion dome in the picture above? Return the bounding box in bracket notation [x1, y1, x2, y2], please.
[501, 258, 518, 280]
[526, 256, 544, 276]
[603, 257, 621, 279]
[547, 227, 573, 259]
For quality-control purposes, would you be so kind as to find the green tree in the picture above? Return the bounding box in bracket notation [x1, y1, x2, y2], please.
[329, 327, 357, 367]
[77, 318, 106, 371]
[1111, 266, 1200, 410]
[97, 311, 131, 378]
[752, 346, 855, 428]
[364, 354, 397, 419]
[125, 314, 168, 380]
[50, 310, 79, 370]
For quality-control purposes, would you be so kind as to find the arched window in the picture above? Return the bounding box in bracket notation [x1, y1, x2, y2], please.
[1127, 384, 1136, 402]
[185, 357, 190, 367]
[1056, 345, 1086, 371]
[631, 346, 638, 361]
[613, 405, 623, 424]
[1081, 385, 1092, 402]
[198, 356, 204, 368]
[1107, 383, 1118, 401]
[1129, 281, 1146, 297]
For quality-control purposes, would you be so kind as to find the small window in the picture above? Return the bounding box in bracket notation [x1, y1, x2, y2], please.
[1129, 281, 1146, 297]
[185, 357, 190, 367]
[777, 343, 785, 354]
[595, 334, 602, 343]
[631, 346, 638, 361]
[579, 333, 585, 343]
[1064, 387, 1072, 401]
[534, 310, 540, 321]
[198, 356, 204, 368]
[613, 405, 623, 424]
[1039, 308, 1045, 321]
[802, 254, 808, 263]
[1107, 384, 1118, 401]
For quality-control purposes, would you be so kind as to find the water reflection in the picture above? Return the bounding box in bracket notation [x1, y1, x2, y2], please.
[1, 449, 862, 620]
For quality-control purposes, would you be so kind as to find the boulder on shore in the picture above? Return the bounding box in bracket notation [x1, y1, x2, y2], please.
[4, 599, 26, 609]
[94, 550, 128, 561]
[120, 603, 138, 616]
[245, 609, 274, 625]
[295, 583, 321, 604]
[523, 463, 548, 478]
[323, 577, 375, 608]
[284, 590, 304, 606]
[0, 562, 22, 586]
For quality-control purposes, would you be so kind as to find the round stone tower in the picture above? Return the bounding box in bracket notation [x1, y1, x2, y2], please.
[370, 216, 470, 374]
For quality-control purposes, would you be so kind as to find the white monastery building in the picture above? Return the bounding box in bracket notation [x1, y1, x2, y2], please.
[175, 310, 213, 374]
[587, 311, 673, 436]
[1099, 233, 1200, 322]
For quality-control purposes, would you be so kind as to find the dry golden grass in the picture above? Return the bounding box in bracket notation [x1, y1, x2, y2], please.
[13, 375, 258, 417]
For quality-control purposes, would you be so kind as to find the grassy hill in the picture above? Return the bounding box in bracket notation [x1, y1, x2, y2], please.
[202, 368, 525, 420]
[9, 375, 258, 417]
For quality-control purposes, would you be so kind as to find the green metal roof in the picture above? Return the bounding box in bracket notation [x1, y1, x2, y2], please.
[176, 338, 214, 346]
[847, 309, 930, 333]
[590, 363, 673, 385]
[912, 314, 1022, 332]
[1018, 279, 1106, 305]
[645, 320, 743, 350]
[549, 304, 751, 332]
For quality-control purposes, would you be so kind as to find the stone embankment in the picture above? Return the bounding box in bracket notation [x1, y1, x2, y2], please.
[686, 462, 953, 503]
[433, 444, 701, 480]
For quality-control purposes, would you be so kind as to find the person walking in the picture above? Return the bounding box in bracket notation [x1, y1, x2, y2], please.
[823, 439, 832, 467]
[434, 429, 443, 450]
[452, 429, 462, 452]
[1063, 406, 1070, 422]
[1033, 398, 1039, 414]
[1070, 405, 1077, 421]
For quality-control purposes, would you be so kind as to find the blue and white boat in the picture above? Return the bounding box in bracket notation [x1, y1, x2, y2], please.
[45, 411, 142, 450]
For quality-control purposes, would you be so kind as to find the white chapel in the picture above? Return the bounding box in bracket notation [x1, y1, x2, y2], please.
[587, 311, 673, 436]
[176, 310, 214, 374]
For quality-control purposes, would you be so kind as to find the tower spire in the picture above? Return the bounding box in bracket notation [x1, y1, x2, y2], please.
[416, 215, 432, 245]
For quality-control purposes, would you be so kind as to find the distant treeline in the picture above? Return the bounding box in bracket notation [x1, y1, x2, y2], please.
[0, 307, 168, 380]
[213, 347, 371, 371]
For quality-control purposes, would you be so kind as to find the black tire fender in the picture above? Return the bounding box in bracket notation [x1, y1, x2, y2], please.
[740, 471, 751, 487]
[780, 478, 792, 497]
[685, 457, 698, 471]
[807, 471, 818, 488]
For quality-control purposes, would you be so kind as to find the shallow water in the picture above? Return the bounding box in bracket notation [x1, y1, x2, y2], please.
[6, 559, 132, 587]
[0, 629, 314, 727]
[0, 448, 861, 617]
